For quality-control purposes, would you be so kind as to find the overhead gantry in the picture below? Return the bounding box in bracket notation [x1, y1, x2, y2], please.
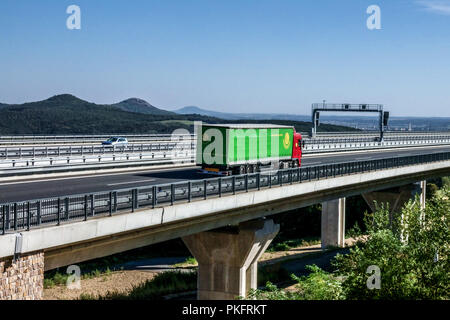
[311, 102, 389, 141]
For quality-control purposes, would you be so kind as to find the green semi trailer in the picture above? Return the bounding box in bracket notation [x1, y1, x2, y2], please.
[196, 123, 304, 175]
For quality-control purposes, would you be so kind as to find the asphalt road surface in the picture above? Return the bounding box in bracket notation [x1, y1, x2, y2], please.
[0, 145, 449, 203]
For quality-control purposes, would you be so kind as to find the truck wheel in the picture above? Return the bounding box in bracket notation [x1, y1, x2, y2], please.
[239, 165, 246, 175]
[252, 164, 258, 173]
[247, 164, 253, 173]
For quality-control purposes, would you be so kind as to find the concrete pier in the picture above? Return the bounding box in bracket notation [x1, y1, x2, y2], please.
[362, 181, 426, 214]
[321, 198, 346, 248]
[182, 219, 279, 300]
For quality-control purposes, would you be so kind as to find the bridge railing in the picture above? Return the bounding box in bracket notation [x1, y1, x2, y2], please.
[0, 142, 194, 160]
[1, 151, 449, 235]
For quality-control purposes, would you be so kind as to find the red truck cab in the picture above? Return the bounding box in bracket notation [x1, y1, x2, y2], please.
[292, 131, 303, 167]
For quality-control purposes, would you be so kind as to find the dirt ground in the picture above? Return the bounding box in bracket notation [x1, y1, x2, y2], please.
[43, 237, 362, 300]
[44, 270, 158, 300]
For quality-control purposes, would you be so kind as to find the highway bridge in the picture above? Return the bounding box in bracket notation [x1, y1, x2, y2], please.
[0, 133, 450, 300]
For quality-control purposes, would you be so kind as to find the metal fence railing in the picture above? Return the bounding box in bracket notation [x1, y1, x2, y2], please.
[1, 151, 449, 235]
[304, 134, 450, 144]
[0, 142, 195, 160]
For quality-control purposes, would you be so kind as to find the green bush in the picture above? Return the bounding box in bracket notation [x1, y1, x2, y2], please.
[248, 188, 449, 300]
[333, 188, 450, 299]
[248, 265, 344, 300]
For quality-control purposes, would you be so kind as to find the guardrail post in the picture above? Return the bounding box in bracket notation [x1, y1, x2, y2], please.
[35, 201, 41, 225]
[204, 180, 207, 199]
[232, 176, 236, 194]
[131, 190, 136, 212]
[218, 178, 222, 197]
[188, 182, 192, 202]
[57, 198, 61, 226]
[245, 175, 249, 192]
[13, 203, 17, 231]
[84, 195, 88, 221]
[2, 206, 5, 235]
[65, 197, 69, 220]
[90, 194, 95, 216]
[135, 189, 139, 209]
[27, 202, 31, 231]
[171, 184, 175, 205]
[113, 192, 117, 213]
[268, 172, 272, 188]
[5, 205, 10, 230]
[152, 186, 157, 208]
[257, 173, 260, 190]
[278, 171, 282, 186]
[109, 192, 113, 216]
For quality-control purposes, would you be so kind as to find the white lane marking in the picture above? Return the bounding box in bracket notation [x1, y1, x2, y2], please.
[355, 157, 373, 160]
[0, 166, 194, 186]
[107, 179, 156, 186]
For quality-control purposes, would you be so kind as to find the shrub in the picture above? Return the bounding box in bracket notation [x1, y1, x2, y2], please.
[333, 188, 450, 299]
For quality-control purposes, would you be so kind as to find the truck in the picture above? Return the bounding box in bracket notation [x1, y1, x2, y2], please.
[196, 123, 304, 175]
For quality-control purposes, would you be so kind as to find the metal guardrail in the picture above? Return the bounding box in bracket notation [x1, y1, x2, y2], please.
[0, 134, 193, 140]
[0, 152, 195, 171]
[315, 131, 450, 136]
[1, 151, 449, 235]
[0, 134, 194, 146]
[302, 136, 450, 154]
[0, 142, 194, 160]
[305, 135, 450, 144]
[2, 134, 450, 160]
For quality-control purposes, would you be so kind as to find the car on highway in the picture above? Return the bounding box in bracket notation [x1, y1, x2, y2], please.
[101, 137, 128, 147]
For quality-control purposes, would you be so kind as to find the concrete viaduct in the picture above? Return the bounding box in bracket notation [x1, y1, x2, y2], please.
[1, 156, 449, 300]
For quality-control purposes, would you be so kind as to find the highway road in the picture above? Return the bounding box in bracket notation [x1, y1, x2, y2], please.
[1, 145, 449, 203]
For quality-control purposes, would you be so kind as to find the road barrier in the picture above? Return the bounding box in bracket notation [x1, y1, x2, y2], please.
[1, 151, 449, 235]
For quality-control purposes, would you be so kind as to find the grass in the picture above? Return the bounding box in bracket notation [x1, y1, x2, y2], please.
[79, 270, 197, 300]
[172, 256, 197, 268]
[44, 239, 190, 288]
[267, 237, 321, 252]
[44, 266, 114, 289]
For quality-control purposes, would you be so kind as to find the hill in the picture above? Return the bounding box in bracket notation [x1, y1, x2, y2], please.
[113, 98, 175, 116]
[0, 94, 218, 134]
[0, 94, 359, 134]
[176, 106, 311, 122]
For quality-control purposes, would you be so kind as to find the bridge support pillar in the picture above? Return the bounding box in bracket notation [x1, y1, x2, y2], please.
[182, 218, 279, 300]
[321, 198, 346, 248]
[362, 181, 426, 214]
[0, 251, 44, 300]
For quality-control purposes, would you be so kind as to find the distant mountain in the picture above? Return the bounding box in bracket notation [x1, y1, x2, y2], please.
[113, 98, 175, 116]
[0, 94, 361, 134]
[175, 106, 311, 121]
[176, 106, 243, 120]
[0, 94, 219, 134]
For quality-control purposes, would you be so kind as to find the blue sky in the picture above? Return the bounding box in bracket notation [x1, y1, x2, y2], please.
[0, 0, 449, 117]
